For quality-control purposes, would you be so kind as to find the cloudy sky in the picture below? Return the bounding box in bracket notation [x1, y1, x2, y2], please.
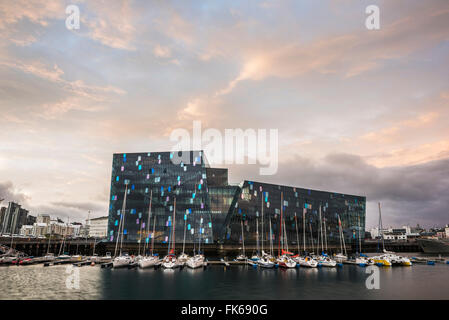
[0, 0, 448, 229]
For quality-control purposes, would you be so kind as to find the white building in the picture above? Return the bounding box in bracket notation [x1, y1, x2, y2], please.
[33, 222, 49, 237]
[370, 225, 418, 241]
[89, 216, 108, 238]
[19, 225, 34, 236]
[36, 214, 50, 224]
[446, 225, 449, 238]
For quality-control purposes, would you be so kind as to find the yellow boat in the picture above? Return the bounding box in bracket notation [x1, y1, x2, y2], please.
[373, 256, 392, 266]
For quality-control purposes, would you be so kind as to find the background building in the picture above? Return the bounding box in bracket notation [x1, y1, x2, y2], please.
[1, 202, 29, 235]
[89, 216, 108, 238]
[108, 151, 366, 249]
[108, 151, 216, 244]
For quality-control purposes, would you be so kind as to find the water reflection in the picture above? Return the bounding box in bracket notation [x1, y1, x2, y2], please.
[0, 263, 448, 299]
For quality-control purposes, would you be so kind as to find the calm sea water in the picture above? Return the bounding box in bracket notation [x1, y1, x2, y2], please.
[1, 260, 448, 300]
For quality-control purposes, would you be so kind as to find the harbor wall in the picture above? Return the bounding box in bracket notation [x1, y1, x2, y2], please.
[1, 237, 422, 257]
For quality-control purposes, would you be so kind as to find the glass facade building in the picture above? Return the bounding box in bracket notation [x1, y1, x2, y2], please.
[108, 151, 235, 246]
[222, 181, 366, 253]
[108, 151, 366, 250]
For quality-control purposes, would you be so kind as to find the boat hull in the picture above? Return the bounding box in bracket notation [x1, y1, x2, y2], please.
[138, 258, 160, 269]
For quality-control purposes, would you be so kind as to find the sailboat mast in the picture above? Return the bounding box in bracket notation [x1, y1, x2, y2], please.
[182, 210, 187, 254]
[279, 192, 283, 256]
[295, 212, 300, 255]
[323, 217, 328, 253]
[198, 216, 202, 254]
[256, 214, 259, 255]
[378, 202, 385, 251]
[241, 216, 245, 257]
[340, 215, 347, 256]
[338, 215, 343, 254]
[283, 218, 288, 253]
[303, 209, 306, 254]
[172, 197, 176, 253]
[138, 218, 143, 256]
[269, 218, 273, 256]
[143, 190, 153, 255]
[119, 184, 128, 256]
[319, 205, 324, 254]
[151, 215, 156, 256]
[115, 183, 128, 257]
[309, 222, 314, 254]
[358, 215, 362, 254]
[261, 194, 264, 253]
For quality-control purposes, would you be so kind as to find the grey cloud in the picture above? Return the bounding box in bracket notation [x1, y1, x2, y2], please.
[225, 154, 449, 229]
[0, 181, 29, 205]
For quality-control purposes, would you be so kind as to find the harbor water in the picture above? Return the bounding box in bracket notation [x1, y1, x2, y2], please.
[1, 261, 448, 300]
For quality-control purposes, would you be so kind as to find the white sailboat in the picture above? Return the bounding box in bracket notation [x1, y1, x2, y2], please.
[139, 190, 160, 269]
[235, 214, 247, 261]
[257, 196, 275, 268]
[334, 215, 348, 263]
[162, 197, 180, 269]
[316, 206, 336, 267]
[113, 182, 134, 268]
[293, 208, 317, 268]
[186, 215, 205, 268]
[371, 203, 411, 266]
[276, 192, 296, 268]
[178, 208, 190, 266]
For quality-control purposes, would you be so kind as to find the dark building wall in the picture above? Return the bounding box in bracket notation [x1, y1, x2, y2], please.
[222, 181, 366, 254]
[0, 207, 6, 231]
[1, 202, 29, 235]
[108, 151, 216, 246]
[26, 215, 36, 225]
[206, 168, 229, 187]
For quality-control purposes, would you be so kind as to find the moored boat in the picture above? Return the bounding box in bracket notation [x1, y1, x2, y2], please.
[138, 255, 160, 269]
[186, 254, 204, 269]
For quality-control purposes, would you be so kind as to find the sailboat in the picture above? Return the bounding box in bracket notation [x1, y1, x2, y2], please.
[113, 183, 134, 268]
[162, 197, 180, 269]
[139, 190, 160, 269]
[251, 211, 261, 261]
[371, 203, 392, 267]
[56, 218, 72, 261]
[371, 203, 411, 267]
[276, 192, 296, 268]
[316, 206, 336, 267]
[334, 215, 348, 263]
[186, 216, 205, 269]
[293, 210, 318, 268]
[354, 215, 372, 266]
[235, 213, 247, 261]
[178, 209, 190, 266]
[257, 195, 275, 268]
